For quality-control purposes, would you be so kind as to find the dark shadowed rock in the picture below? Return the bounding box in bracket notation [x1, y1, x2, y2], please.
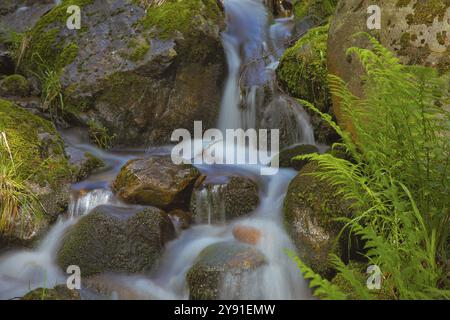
[278, 144, 319, 170]
[57, 205, 176, 277]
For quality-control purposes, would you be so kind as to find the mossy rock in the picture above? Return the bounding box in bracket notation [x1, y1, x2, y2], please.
[113, 156, 200, 210]
[327, 0, 450, 132]
[57, 205, 176, 277]
[186, 241, 266, 300]
[283, 161, 352, 279]
[277, 24, 337, 143]
[0, 74, 31, 97]
[0, 98, 73, 245]
[278, 144, 319, 170]
[66, 146, 104, 180]
[22, 285, 80, 300]
[190, 175, 260, 223]
[293, 0, 337, 22]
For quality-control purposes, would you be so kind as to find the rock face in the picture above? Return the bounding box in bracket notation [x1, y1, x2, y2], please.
[283, 161, 352, 278]
[22, 285, 81, 300]
[0, 99, 74, 246]
[113, 156, 200, 210]
[186, 241, 266, 300]
[190, 176, 260, 223]
[57, 205, 175, 277]
[21, 0, 226, 146]
[327, 0, 450, 129]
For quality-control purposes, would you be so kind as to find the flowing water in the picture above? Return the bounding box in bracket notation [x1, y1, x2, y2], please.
[0, 0, 316, 300]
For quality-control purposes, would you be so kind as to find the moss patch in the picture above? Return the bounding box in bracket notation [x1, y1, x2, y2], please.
[293, 0, 337, 21]
[277, 24, 330, 112]
[138, 0, 223, 62]
[0, 99, 73, 189]
[0, 74, 30, 97]
[406, 0, 450, 26]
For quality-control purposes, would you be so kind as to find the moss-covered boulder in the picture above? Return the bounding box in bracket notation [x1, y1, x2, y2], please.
[0, 74, 31, 97]
[113, 156, 200, 210]
[186, 241, 266, 300]
[22, 285, 80, 300]
[283, 161, 352, 278]
[190, 175, 260, 223]
[277, 25, 337, 143]
[327, 0, 450, 131]
[278, 143, 318, 170]
[21, 0, 225, 146]
[293, 0, 337, 22]
[0, 99, 74, 245]
[57, 205, 175, 277]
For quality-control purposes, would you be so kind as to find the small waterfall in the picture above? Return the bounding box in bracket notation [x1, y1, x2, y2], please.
[0, 189, 114, 299]
[218, 0, 316, 147]
[193, 185, 226, 225]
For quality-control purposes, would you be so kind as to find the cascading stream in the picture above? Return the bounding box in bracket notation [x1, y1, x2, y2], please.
[0, 0, 315, 300]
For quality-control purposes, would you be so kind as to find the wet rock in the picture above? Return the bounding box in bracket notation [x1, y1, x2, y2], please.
[293, 0, 337, 22]
[22, 285, 80, 300]
[232, 225, 262, 245]
[186, 241, 266, 300]
[168, 209, 193, 232]
[327, 0, 450, 131]
[57, 205, 176, 277]
[190, 176, 260, 223]
[65, 147, 104, 180]
[283, 161, 352, 278]
[278, 144, 319, 170]
[0, 99, 74, 246]
[21, 0, 226, 146]
[113, 156, 200, 210]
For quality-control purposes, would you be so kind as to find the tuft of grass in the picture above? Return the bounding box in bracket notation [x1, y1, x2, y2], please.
[87, 120, 117, 150]
[0, 132, 41, 235]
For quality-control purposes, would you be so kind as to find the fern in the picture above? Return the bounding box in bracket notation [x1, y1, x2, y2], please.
[292, 34, 450, 299]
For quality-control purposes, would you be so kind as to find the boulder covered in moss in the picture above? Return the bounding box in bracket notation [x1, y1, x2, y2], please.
[65, 147, 104, 180]
[22, 285, 80, 300]
[283, 161, 352, 278]
[0, 99, 74, 245]
[113, 156, 200, 210]
[21, 0, 225, 146]
[0, 74, 31, 97]
[186, 241, 266, 300]
[190, 175, 260, 223]
[293, 0, 337, 22]
[277, 25, 337, 143]
[327, 0, 450, 131]
[57, 205, 176, 277]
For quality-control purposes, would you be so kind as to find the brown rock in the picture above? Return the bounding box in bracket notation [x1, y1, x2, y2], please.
[232, 225, 262, 245]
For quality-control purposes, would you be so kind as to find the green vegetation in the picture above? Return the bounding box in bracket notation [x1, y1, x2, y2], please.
[124, 38, 150, 62]
[291, 35, 450, 299]
[277, 25, 330, 112]
[0, 99, 72, 190]
[0, 74, 30, 97]
[0, 131, 42, 235]
[293, 0, 337, 21]
[87, 119, 117, 150]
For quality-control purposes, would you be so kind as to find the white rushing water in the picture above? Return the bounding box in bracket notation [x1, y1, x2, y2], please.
[0, 0, 315, 300]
